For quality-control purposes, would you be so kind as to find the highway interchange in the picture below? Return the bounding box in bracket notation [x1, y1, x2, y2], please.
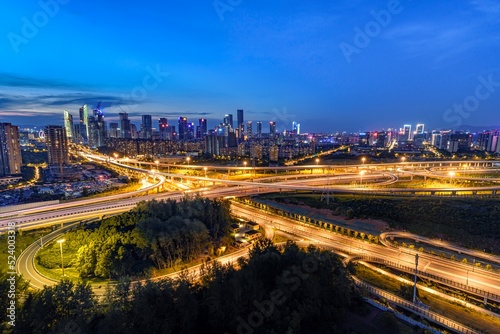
[3, 155, 500, 333]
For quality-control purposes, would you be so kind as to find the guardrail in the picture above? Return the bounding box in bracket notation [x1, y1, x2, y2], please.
[354, 277, 480, 334]
[348, 255, 500, 303]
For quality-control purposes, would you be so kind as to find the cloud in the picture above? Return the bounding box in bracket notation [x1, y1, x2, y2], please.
[470, 0, 500, 13]
[0, 73, 93, 90]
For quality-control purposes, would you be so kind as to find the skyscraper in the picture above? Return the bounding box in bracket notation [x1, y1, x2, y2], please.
[237, 109, 244, 139]
[197, 118, 207, 139]
[256, 121, 262, 137]
[159, 118, 169, 140]
[246, 121, 253, 138]
[416, 124, 425, 135]
[141, 115, 153, 139]
[79, 104, 90, 140]
[178, 117, 188, 140]
[63, 110, 74, 141]
[0, 123, 22, 176]
[292, 121, 300, 135]
[109, 123, 120, 138]
[88, 105, 107, 148]
[45, 126, 69, 165]
[269, 121, 277, 136]
[403, 124, 412, 140]
[223, 114, 234, 130]
[120, 113, 131, 139]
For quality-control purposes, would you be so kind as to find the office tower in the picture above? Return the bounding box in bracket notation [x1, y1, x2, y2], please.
[45, 125, 69, 165]
[79, 104, 90, 139]
[416, 124, 425, 135]
[0, 123, 22, 176]
[237, 109, 244, 139]
[246, 121, 253, 138]
[141, 115, 153, 139]
[403, 124, 412, 140]
[120, 113, 131, 139]
[292, 121, 300, 135]
[256, 121, 262, 137]
[159, 118, 169, 140]
[88, 104, 107, 148]
[63, 110, 74, 141]
[109, 123, 120, 138]
[130, 124, 138, 139]
[178, 117, 188, 140]
[223, 114, 234, 130]
[269, 121, 277, 136]
[187, 123, 195, 140]
[198, 118, 207, 138]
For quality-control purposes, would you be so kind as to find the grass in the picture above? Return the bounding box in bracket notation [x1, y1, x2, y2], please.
[0, 228, 52, 273]
[355, 264, 500, 334]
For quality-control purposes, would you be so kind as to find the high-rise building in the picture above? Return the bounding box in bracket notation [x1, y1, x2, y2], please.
[198, 118, 207, 138]
[292, 121, 300, 135]
[88, 105, 107, 148]
[63, 110, 74, 141]
[130, 124, 138, 139]
[79, 104, 90, 140]
[120, 113, 131, 139]
[178, 117, 188, 140]
[0, 123, 22, 176]
[45, 125, 69, 165]
[269, 121, 277, 136]
[403, 124, 412, 140]
[237, 109, 244, 139]
[223, 114, 234, 130]
[159, 118, 169, 140]
[141, 115, 153, 139]
[416, 124, 425, 135]
[246, 121, 253, 138]
[256, 121, 262, 137]
[109, 123, 120, 138]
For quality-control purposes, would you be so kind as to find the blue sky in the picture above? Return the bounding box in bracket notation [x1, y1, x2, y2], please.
[0, 0, 499, 132]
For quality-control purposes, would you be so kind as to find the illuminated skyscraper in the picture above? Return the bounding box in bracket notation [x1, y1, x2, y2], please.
[416, 124, 425, 135]
[246, 121, 253, 138]
[269, 121, 277, 136]
[141, 115, 153, 139]
[403, 124, 412, 140]
[224, 114, 234, 130]
[45, 126, 69, 165]
[237, 109, 244, 139]
[197, 118, 207, 138]
[0, 123, 22, 176]
[63, 110, 74, 141]
[120, 113, 131, 139]
[256, 121, 262, 137]
[178, 117, 188, 140]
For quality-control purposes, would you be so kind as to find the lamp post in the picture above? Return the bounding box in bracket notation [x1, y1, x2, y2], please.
[155, 160, 159, 171]
[57, 239, 65, 277]
[203, 167, 207, 186]
[401, 157, 406, 163]
[359, 170, 366, 186]
[315, 158, 319, 165]
[362, 157, 366, 165]
[186, 157, 191, 165]
[449, 171, 455, 184]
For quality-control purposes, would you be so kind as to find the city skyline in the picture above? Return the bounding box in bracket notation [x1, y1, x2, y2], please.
[1, 0, 499, 132]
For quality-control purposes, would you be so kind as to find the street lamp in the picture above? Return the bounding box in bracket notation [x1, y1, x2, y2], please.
[401, 157, 406, 163]
[359, 170, 366, 186]
[57, 239, 65, 277]
[204, 166, 208, 178]
[186, 157, 191, 165]
[362, 157, 366, 165]
[315, 158, 320, 165]
[155, 160, 159, 171]
[449, 171, 455, 184]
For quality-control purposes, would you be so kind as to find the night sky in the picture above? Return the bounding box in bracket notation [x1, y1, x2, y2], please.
[1, 0, 499, 133]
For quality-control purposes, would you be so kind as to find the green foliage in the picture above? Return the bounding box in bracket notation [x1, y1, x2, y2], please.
[24, 241, 359, 334]
[38, 197, 234, 279]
